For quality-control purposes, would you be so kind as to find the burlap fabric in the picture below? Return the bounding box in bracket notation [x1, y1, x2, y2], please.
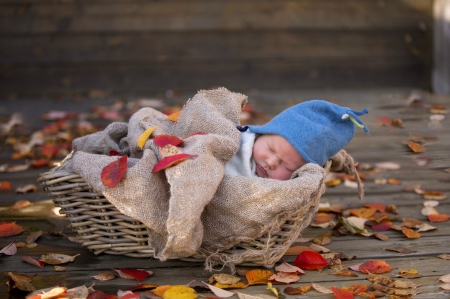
[60, 87, 361, 269]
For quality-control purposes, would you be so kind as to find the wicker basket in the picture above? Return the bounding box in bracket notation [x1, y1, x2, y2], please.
[38, 161, 330, 265]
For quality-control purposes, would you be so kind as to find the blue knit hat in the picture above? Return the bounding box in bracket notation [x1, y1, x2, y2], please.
[247, 100, 369, 166]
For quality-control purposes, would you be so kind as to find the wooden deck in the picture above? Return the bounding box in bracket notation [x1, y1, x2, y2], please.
[1, 88, 450, 298]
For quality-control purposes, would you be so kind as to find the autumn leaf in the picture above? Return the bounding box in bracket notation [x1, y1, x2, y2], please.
[363, 203, 386, 212]
[284, 285, 311, 295]
[313, 232, 332, 245]
[0, 242, 17, 255]
[10, 200, 31, 210]
[21, 256, 46, 268]
[167, 111, 181, 122]
[40, 253, 80, 264]
[311, 282, 333, 294]
[113, 268, 152, 283]
[153, 134, 183, 147]
[359, 260, 392, 274]
[91, 271, 116, 281]
[152, 153, 197, 172]
[274, 261, 305, 274]
[346, 283, 369, 294]
[137, 126, 156, 149]
[333, 270, 358, 277]
[349, 207, 376, 219]
[162, 285, 197, 299]
[438, 254, 450, 260]
[402, 228, 421, 239]
[294, 251, 328, 270]
[314, 213, 334, 224]
[152, 285, 173, 297]
[331, 287, 354, 299]
[0, 181, 12, 190]
[408, 141, 426, 153]
[438, 273, 450, 283]
[109, 150, 121, 156]
[268, 272, 300, 284]
[428, 214, 450, 223]
[245, 269, 274, 285]
[207, 273, 240, 285]
[26, 230, 43, 244]
[15, 184, 37, 193]
[101, 156, 127, 188]
[7, 272, 36, 292]
[202, 282, 235, 297]
[214, 282, 247, 289]
[284, 245, 316, 255]
[373, 232, 389, 241]
[0, 221, 24, 237]
[371, 221, 392, 232]
[385, 247, 412, 254]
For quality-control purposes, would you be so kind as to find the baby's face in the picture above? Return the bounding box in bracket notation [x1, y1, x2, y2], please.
[253, 134, 306, 180]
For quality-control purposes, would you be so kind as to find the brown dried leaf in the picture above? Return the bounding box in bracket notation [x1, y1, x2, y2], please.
[208, 273, 240, 285]
[284, 285, 311, 295]
[40, 253, 80, 264]
[91, 271, 116, 281]
[313, 232, 332, 246]
[438, 254, 450, 260]
[407, 141, 426, 153]
[385, 247, 412, 254]
[311, 282, 333, 294]
[402, 228, 421, 239]
[309, 243, 331, 253]
[26, 230, 43, 244]
[7, 272, 36, 292]
[15, 184, 37, 193]
[373, 232, 389, 241]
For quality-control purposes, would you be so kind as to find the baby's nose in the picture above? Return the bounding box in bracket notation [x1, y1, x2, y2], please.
[266, 156, 278, 169]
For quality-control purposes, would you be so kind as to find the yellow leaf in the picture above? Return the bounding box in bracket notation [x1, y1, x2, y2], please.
[137, 126, 156, 149]
[267, 282, 279, 297]
[163, 285, 197, 299]
[152, 285, 173, 297]
[214, 282, 247, 289]
[167, 111, 181, 122]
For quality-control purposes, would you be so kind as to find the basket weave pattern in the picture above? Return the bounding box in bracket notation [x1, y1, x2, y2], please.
[39, 161, 330, 265]
[38, 170, 154, 258]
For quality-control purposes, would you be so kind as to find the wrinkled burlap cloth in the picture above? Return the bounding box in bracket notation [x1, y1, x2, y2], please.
[61, 87, 362, 269]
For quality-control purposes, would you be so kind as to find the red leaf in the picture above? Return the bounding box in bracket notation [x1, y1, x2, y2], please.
[101, 156, 128, 188]
[293, 251, 328, 270]
[114, 268, 152, 283]
[0, 222, 24, 237]
[0, 181, 12, 190]
[152, 154, 197, 172]
[371, 221, 392, 232]
[21, 256, 46, 268]
[109, 150, 121, 156]
[359, 260, 392, 274]
[153, 134, 183, 147]
[428, 214, 450, 223]
[331, 287, 355, 299]
[39, 145, 60, 159]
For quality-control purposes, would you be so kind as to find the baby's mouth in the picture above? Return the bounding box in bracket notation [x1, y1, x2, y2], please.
[257, 164, 268, 177]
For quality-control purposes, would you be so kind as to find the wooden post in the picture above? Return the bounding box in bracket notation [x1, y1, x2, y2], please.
[433, 0, 450, 94]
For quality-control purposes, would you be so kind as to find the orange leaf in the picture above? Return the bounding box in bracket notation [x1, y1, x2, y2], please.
[325, 178, 342, 187]
[349, 207, 376, 219]
[428, 214, 450, 223]
[10, 200, 31, 211]
[333, 270, 358, 277]
[376, 117, 392, 126]
[331, 287, 354, 299]
[408, 141, 426, 153]
[284, 285, 312, 295]
[314, 213, 334, 224]
[38, 145, 60, 159]
[245, 269, 274, 285]
[0, 222, 24, 237]
[363, 203, 386, 212]
[152, 153, 197, 172]
[31, 159, 50, 168]
[167, 111, 181, 122]
[153, 134, 183, 147]
[101, 156, 128, 188]
[0, 181, 12, 190]
[347, 283, 369, 295]
[359, 260, 392, 274]
[402, 227, 421, 239]
[294, 251, 328, 270]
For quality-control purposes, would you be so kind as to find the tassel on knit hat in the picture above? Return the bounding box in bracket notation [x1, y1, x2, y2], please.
[247, 100, 369, 167]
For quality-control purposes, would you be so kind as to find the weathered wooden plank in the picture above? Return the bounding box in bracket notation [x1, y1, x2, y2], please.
[0, 61, 429, 96]
[0, 0, 432, 33]
[0, 31, 431, 64]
